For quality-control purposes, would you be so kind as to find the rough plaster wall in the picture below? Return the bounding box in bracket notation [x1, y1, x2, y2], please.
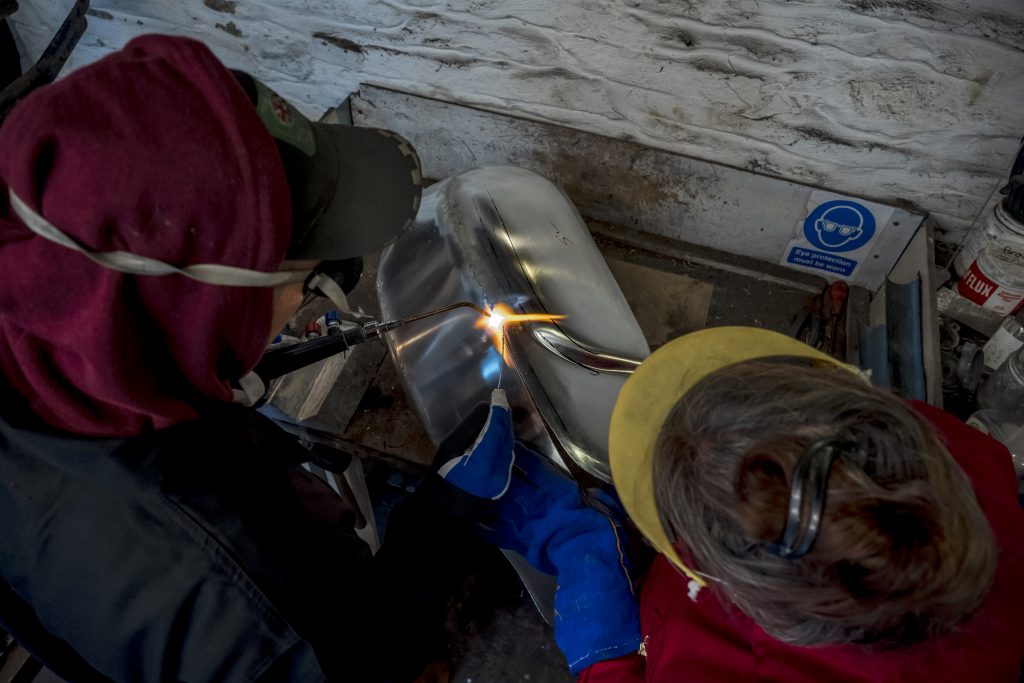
[12, 0, 1024, 243]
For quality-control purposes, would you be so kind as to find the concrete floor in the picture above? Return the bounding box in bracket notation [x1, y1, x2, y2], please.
[364, 461, 574, 683]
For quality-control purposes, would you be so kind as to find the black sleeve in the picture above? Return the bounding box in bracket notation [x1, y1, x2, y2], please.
[0, 406, 347, 682]
[348, 402, 507, 682]
[0, 401, 503, 683]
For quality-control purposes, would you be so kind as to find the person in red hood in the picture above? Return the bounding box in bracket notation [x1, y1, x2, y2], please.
[0, 34, 477, 682]
[441, 328, 1024, 681]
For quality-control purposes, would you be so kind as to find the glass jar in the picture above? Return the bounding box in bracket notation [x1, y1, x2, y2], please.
[967, 409, 1024, 496]
[978, 345, 1024, 415]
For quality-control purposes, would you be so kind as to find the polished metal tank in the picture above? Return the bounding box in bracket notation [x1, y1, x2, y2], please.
[377, 165, 649, 481]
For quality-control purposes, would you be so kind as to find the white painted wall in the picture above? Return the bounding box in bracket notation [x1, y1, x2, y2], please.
[11, 0, 1024, 244]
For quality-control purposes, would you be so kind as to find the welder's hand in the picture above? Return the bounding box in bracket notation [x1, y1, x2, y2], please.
[436, 400, 642, 673]
[492, 446, 643, 674]
[437, 389, 515, 499]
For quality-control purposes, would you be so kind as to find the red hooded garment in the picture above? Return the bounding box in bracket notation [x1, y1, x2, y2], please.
[582, 402, 1024, 682]
[0, 34, 291, 436]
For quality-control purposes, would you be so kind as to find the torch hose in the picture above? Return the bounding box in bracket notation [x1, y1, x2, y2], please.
[253, 301, 488, 382]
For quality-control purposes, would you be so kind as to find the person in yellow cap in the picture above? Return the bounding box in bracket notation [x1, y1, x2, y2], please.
[444, 326, 1024, 681]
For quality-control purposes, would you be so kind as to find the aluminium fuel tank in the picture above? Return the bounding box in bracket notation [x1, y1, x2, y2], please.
[377, 165, 649, 481]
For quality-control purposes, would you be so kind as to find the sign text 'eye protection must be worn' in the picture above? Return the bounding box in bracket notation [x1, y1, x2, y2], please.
[780, 190, 894, 280]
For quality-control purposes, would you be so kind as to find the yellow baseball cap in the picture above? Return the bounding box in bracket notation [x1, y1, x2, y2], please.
[608, 326, 861, 586]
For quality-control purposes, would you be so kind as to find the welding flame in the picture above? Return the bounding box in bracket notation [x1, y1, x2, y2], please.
[475, 302, 566, 362]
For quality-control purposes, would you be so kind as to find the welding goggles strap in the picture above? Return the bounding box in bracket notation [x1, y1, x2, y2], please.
[766, 438, 865, 560]
[303, 264, 374, 324]
[232, 371, 267, 407]
[8, 188, 311, 287]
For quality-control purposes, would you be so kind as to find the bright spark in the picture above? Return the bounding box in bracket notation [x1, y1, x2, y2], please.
[486, 312, 506, 331]
[474, 303, 566, 364]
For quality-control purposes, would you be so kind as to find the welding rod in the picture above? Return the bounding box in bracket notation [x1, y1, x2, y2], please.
[253, 302, 489, 382]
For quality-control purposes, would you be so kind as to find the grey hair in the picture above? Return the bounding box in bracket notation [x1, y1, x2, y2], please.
[652, 359, 996, 646]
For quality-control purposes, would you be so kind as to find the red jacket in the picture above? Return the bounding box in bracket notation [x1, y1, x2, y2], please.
[583, 403, 1024, 682]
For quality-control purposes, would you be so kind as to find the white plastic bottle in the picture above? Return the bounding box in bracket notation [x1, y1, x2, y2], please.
[982, 309, 1024, 370]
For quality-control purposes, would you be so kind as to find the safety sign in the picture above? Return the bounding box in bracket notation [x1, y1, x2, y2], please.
[780, 191, 894, 280]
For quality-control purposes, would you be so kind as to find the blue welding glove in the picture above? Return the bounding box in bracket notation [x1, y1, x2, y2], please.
[437, 389, 515, 499]
[438, 396, 642, 674]
[500, 445, 642, 673]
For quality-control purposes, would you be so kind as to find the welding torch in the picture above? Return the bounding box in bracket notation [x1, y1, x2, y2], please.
[253, 302, 489, 383]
